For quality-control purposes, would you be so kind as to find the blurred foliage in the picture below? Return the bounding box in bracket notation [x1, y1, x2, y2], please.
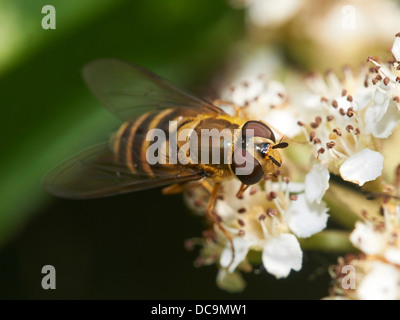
[0, 0, 243, 245]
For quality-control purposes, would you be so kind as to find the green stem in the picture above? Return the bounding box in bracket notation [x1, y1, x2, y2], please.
[299, 230, 356, 253]
[247, 230, 356, 264]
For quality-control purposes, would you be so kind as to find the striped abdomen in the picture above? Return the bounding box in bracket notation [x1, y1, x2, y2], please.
[112, 107, 242, 179]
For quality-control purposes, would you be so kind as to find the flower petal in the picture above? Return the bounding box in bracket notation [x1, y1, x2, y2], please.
[385, 247, 400, 265]
[287, 193, 329, 238]
[305, 163, 330, 204]
[339, 149, 384, 186]
[262, 233, 302, 278]
[358, 262, 400, 300]
[216, 269, 246, 293]
[392, 34, 400, 61]
[220, 237, 250, 273]
[369, 99, 400, 139]
[259, 108, 301, 139]
[349, 221, 385, 255]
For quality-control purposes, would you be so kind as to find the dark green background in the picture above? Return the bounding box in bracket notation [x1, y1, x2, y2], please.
[0, 0, 334, 299]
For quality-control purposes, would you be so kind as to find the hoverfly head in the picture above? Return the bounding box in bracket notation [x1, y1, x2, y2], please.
[231, 121, 287, 185]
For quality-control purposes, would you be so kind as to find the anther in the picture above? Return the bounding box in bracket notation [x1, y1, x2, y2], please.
[266, 208, 277, 216]
[214, 212, 223, 223]
[290, 195, 298, 201]
[339, 108, 346, 116]
[310, 131, 316, 142]
[347, 95, 353, 102]
[259, 214, 266, 221]
[310, 122, 319, 129]
[361, 210, 368, 218]
[341, 89, 347, 96]
[297, 121, 305, 126]
[364, 76, 369, 88]
[315, 116, 322, 124]
[332, 100, 338, 108]
[238, 208, 246, 214]
[238, 230, 245, 236]
[238, 219, 245, 227]
[284, 176, 290, 184]
[384, 77, 390, 86]
[346, 107, 354, 117]
[346, 125, 354, 132]
[333, 128, 342, 136]
[194, 199, 204, 207]
[355, 128, 360, 135]
[321, 96, 328, 103]
[313, 138, 321, 144]
[326, 141, 335, 149]
[394, 96, 400, 103]
[326, 115, 334, 121]
[250, 187, 257, 195]
[267, 192, 277, 201]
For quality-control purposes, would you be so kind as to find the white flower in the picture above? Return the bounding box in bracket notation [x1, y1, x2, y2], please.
[358, 262, 400, 300]
[220, 75, 301, 139]
[339, 149, 383, 186]
[329, 185, 400, 300]
[392, 33, 400, 61]
[262, 233, 302, 278]
[287, 193, 329, 238]
[350, 221, 385, 255]
[296, 36, 400, 186]
[220, 237, 251, 273]
[350, 204, 400, 266]
[328, 255, 400, 300]
[187, 173, 329, 284]
[305, 163, 330, 204]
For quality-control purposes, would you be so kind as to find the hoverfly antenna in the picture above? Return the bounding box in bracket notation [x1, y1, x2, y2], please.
[272, 142, 289, 149]
[269, 155, 281, 167]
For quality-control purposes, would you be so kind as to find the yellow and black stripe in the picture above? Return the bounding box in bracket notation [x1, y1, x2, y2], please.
[112, 108, 243, 179]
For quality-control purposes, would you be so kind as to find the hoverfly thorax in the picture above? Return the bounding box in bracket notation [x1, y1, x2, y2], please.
[231, 121, 288, 185]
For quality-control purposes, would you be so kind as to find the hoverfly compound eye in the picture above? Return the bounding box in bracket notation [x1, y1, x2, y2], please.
[231, 147, 264, 185]
[241, 121, 275, 143]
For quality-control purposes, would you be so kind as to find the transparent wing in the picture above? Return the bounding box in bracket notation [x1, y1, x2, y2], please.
[82, 59, 224, 121]
[43, 143, 204, 199]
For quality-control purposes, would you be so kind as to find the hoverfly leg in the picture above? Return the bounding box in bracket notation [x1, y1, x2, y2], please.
[206, 182, 236, 270]
[200, 180, 214, 194]
[236, 183, 250, 199]
[162, 183, 189, 195]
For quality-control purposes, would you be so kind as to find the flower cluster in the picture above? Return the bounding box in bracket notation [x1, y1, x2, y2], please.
[328, 197, 400, 300]
[184, 34, 400, 298]
[296, 36, 400, 186]
[186, 173, 328, 292]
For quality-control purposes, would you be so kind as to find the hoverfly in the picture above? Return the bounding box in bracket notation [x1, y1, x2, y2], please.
[44, 59, 288, 257]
